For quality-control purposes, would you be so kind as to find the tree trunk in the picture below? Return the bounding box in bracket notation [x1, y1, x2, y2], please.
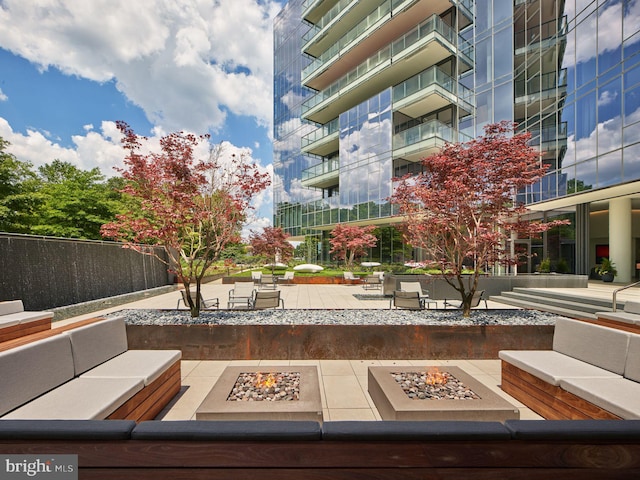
[183, 281, 201, 318]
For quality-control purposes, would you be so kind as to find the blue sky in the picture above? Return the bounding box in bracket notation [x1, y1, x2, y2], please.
[0, 0, 284, 231]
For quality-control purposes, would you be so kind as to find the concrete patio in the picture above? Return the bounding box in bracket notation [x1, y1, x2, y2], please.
[54, 280, 639, 422]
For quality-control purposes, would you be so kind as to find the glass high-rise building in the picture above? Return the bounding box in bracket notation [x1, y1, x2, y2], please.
[274, 0, 640, 282]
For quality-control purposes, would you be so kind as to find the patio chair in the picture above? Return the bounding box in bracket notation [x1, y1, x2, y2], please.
[390, 291, 424, 310]
[277, 271, 295, 285]
[399, 281, 429, 297]
[362, 274, 382, 290]
[176, 290, 219, 310]
[251, 290, 285, 310]
[343, 272, 360, 283]
[228, 282, 256, 309]
[399, 282, 436, 309]
[259, 274, 278, 290]
[443, 290, 488, 309]
[251, 271, 262, 287]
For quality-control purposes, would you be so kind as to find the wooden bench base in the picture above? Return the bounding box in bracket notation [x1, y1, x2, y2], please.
[108, 360, 181, 422]
[0, 317, 52, 343]
[501, 361, 621, 420]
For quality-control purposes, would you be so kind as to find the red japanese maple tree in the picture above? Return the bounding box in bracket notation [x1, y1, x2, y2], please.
[329, 224, 377, 268]
[249, 226, 294, 274]
[101, 122, 270, 317]
[390, 121, 567, 316]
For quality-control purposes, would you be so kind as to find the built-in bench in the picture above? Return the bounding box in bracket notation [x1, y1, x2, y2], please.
[500, 317, 640, 420]
[596, 300, 640, 332]
[0, 316, 181, 421]
[0, 419, 639, 478]
[0, 300, 52, 343]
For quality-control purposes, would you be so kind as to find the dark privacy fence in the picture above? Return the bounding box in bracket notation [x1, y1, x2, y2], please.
[0, 233, 172, 311]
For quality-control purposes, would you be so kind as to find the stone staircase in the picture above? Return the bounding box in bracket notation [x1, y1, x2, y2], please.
[489, 287, 622, 320]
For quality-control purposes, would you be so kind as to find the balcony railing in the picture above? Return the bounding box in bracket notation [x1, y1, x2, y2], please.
[392, 65, 474, 110]
[302, 118, 340, 149]
[302, 0, 355, 44]
[301, 157, 340, 182]
[302, 1, 394, 81]
[393, 119, 453, 150]
[302, 14, 457, 115]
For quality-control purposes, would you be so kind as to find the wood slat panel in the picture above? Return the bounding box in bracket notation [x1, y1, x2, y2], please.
[0, 317, 51, 343]
[501, 361, 621, 420]
[108, 360, 181, 421]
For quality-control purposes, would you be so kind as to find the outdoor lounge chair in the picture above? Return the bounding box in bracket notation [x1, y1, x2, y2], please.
[443, 290, 488, 309]
[251, 290, 284, 310]
[251, 271, 262, 287]
[343, 272, 360, 283]
[277, 271, 295, 285]
[362, 275, 382, 290]
[390, 291, 424, 310]
[228, 282, 256, 309]
[399, 282, 436, 308]
[259, 274, 278, 290]
[176, 290, 219, 310]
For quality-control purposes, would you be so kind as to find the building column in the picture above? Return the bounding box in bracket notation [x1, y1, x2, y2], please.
[575, 203, 590, 276]
[609, 198, 633, 283]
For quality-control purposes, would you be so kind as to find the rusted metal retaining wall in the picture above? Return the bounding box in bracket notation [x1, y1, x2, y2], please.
[126, 323, 554, 360]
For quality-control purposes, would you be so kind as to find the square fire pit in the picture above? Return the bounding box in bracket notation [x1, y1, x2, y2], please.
[196, 365, 323, 421]
[368, 366, 519, 421]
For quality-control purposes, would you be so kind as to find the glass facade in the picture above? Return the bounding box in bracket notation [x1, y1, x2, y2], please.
[274, 0, 640, 274]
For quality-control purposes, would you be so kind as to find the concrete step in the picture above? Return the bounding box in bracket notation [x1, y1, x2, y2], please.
[511, 287, 620, 309]
[499, 291, 605, 315]
[489, 295, 597, 320]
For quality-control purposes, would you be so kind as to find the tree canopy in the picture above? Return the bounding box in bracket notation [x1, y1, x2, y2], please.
[101, 122, 270, 316]
[329, 224, 378, 268]
[390, 121, 567, 316]
[249, 226, 294, 273]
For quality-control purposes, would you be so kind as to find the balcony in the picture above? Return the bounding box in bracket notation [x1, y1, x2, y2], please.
[302, 118, 340, 156]
[301, 158, 340, 188]
[515, 16, 567, 53]
[303, 0, 340, 25]
[302, 0, 374, 58]
[303, 0, 472, 90]
[302, 14, 463, 124]
[392, 65, 474, 119]
[393, 119, 465, 162]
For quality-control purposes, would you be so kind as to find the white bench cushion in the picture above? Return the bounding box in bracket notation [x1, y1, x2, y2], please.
[624, 301, 640, 315]
[596, 311, 640, 325]
[625, 334, 640, 382]
[553, 318, 630, 374]
[0, 317, 20, 328]
[559, 377, 640, 420]
[499, 350, 622, 386]
[2, 377, 143, 420]
[0, 300, 24, 316]
[0, 311, 53, 324]
[81, 350, 181, 385]
[0, 336, 75, 416]
[66, 316, 128, 375]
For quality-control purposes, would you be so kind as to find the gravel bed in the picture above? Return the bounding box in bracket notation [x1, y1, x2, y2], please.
[227, 372, 301, 402]
[110, 308, 559, 326]
[392, 371, 480, 400]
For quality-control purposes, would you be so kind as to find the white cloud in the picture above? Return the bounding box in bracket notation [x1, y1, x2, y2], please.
[0, 0, 283, 133]
[0, 88, 7, 101]
[597, 90, 618, 107]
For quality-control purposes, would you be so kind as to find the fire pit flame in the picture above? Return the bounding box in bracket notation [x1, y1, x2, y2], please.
[424, 367, 447, 386]
[255, 372, 277, 389]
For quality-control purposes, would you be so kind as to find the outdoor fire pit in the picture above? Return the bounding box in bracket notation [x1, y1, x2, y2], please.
[368, 366, 519, 421]
[196, 365, 323, 421]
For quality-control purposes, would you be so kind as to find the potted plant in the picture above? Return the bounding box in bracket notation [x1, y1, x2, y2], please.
[596, 258, 617, 282]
